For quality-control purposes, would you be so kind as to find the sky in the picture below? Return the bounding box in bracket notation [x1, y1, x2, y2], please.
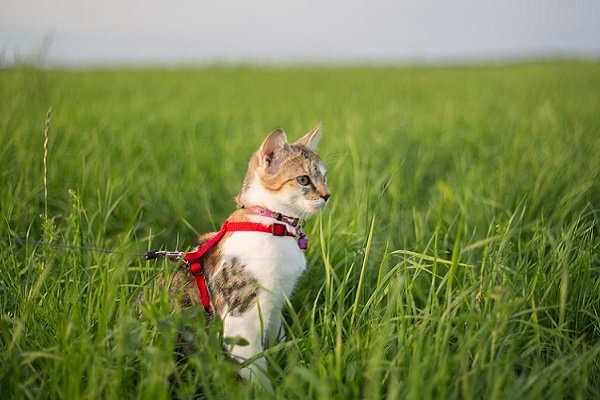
[1, 0, 599, 66]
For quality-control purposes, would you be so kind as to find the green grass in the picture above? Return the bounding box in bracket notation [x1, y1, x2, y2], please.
[1, 62, 600, 399]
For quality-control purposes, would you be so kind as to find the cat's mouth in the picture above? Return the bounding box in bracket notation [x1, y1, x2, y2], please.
[301, 198, 329, 216]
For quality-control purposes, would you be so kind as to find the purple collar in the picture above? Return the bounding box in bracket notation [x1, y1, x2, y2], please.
[242, 205, 300, 227]
[240, 204, 308, 250]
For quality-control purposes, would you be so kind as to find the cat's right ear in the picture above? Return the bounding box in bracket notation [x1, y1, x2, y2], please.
[258, 128, 289, 172]
[294, 122, 322, 151]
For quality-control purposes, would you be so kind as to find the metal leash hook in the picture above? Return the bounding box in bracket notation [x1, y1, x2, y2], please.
[143, 249, 185, 262]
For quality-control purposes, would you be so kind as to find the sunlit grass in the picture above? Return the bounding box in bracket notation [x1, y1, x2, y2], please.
[1, 62, 600, 399]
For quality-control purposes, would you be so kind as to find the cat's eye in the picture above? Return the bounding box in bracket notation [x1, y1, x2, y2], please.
[296, 175, 311, 186]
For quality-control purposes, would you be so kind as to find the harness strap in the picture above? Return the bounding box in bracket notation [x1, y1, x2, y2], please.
[183, 221, 296, 311]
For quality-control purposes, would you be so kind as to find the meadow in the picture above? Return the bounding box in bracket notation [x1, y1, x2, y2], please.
[1, 62, 599, 399]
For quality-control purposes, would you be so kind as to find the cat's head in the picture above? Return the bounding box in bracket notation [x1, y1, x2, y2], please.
[237, 123, 330, 219]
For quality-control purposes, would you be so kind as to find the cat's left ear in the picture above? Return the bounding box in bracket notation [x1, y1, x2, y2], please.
[259, 128, 290, 172]
[294, 122, 322, 151]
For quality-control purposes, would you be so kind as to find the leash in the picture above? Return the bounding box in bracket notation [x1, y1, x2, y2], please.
[0, 236, 184, 262]
[1, 236, 146, 257]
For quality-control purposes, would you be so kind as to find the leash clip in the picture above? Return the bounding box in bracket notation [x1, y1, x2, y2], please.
[143, 249, 184, 262]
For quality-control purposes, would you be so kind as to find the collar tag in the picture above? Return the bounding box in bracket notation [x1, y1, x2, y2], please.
[297, 233, 308, 250]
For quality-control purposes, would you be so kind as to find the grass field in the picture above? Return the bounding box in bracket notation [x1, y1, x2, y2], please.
[1, 62, 600, 399]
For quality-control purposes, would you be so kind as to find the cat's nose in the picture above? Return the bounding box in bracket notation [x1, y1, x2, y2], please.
[321, 193, 331, 202]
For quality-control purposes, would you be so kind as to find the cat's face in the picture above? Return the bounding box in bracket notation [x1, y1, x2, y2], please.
[239, 124, 331, 219]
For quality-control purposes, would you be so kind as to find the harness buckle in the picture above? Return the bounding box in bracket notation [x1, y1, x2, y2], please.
[271, 223, 288, 236]
[189, 261, 204, 276]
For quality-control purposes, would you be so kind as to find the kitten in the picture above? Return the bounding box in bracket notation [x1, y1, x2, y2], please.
[158, 123, 330, 389]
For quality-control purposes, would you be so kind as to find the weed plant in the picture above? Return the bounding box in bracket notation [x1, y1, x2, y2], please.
[1, 62, 599, 399]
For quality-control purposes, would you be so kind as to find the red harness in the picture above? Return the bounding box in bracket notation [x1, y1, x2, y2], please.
[183, 220, 298, 312]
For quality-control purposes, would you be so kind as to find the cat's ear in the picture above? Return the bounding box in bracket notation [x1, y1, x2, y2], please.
[294, 122, 322, 151]
[258, 128, 289, 171]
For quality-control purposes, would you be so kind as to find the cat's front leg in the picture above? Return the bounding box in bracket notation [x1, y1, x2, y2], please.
[264, 311, 286, 349]
[222, 312, 273, 391]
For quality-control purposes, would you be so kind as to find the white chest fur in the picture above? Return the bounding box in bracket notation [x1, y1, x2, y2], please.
[221, 230, 306, 302]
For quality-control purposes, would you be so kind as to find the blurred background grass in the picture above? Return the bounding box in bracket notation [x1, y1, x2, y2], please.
[1, 62, 600, 399]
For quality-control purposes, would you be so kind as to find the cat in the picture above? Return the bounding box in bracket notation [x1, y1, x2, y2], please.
[150, 123, 330, 390]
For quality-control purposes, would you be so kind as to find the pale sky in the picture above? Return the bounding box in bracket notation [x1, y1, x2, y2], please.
[1, 0, 599, 66]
